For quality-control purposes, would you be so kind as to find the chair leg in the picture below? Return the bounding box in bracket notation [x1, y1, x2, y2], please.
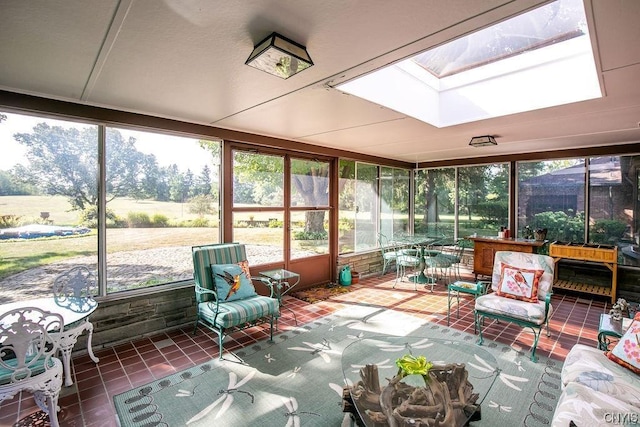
[545, 320, 551, 337]
[475, 312, 485, 345]
[217, 328, 225, 360]
[529, 327, 541, 363]
[269, 316, 275, 342]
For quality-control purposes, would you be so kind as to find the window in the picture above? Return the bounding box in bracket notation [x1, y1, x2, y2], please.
[458, 164, 509, 237]
[414, 168, 455, 237]
[290, 158, 330, 259]
[380, 167, 411, 239]
[105, 128, 221, 293]
[232, 150, 285, 264]
[0, 112, 98, 302]
[588, 155, 640, 267]
[517, 159, 585, 242]
[338, 161, 410, 253]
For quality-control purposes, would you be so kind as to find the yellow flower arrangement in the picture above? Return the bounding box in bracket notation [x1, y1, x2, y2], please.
[395, 354, 433, 384]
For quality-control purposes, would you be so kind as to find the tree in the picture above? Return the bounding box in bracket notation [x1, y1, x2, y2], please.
[12, 123, 155, 211]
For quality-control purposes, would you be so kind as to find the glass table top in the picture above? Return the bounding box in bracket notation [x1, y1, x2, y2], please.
[342, 335, 499, 427]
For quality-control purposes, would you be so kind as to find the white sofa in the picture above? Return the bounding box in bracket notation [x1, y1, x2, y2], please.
[552, 344, 640, 426]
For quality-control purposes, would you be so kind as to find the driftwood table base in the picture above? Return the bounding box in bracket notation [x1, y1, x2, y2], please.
[342, 363, 481, 427]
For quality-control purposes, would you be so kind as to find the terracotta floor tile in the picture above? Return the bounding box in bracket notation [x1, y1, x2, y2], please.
[6, 271, 612, 426]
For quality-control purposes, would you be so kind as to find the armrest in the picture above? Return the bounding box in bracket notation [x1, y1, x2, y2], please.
[542, 291, 553, 322]
[251, 277, 275, 298]
[195, 284, 220, 306]
[477, 281, 491, 294]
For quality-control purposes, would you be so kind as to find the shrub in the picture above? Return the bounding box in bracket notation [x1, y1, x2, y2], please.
[80, 206, 118, 228]
[293, 230, 328, 240]
[127, 211, 152, 228]
[151, 214, 169, 227]
[190, 217, 210, 228]
[268, 219, 282, 228]
[0, 214, 21, 228]
[590, 219, 626, 244]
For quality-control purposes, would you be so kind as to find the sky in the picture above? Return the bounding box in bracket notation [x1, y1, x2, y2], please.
[0, 111, 214, 171]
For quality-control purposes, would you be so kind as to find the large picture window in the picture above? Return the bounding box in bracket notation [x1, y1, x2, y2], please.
[0, 112, 98, 302]
[415, 168, 455, 238]
[517, 159, 585, 242]
[458, 164, 509, 237]
[105, 128, 221, 293]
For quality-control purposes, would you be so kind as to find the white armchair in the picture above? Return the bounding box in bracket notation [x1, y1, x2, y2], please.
[0, 307, 64, 427]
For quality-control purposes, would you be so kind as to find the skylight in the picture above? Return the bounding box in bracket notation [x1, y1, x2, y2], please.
[336, 0, 601, 128]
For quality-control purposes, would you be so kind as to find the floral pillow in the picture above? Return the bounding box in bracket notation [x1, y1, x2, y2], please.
[496, 264, 544, 302]
[606, 313, 640, 374]
[211, 263, 257, 302]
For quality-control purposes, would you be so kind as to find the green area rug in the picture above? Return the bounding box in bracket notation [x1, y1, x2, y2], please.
[114, 306, 562, 426]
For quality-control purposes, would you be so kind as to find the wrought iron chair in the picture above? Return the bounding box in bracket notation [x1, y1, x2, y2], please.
[474, 251, 554, 362]
[52, 266, 100, 386]
[192, 243, 280, 359]
[393, 248, 422, 290]
[0, 307, 64, 427]
[378, 233, 399, 275]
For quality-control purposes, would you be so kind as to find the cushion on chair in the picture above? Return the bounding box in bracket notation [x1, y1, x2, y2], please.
[490, 251, 554, 300]
[199, 296, 279, 329]
[475, 293, 550, 324]
[561, 344, 640, 405]
[211, 264, 257, 302]
[193, 243, 249, 302]
[605, 314, 640, 374]
[237, 260, 252, 281]
[496, 264, 544, 302]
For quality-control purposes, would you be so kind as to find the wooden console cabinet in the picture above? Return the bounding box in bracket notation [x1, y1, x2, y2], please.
[469, 237, 548, 278]
[549, 242, 618, 303]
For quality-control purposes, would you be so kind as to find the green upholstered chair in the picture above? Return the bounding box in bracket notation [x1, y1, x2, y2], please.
[192, 243, 280, 359]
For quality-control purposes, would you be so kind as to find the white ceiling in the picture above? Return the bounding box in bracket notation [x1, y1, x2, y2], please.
[1, 0, 640, 164]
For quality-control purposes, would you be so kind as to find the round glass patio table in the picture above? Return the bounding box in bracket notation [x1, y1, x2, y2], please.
[341, 335, 500, 427]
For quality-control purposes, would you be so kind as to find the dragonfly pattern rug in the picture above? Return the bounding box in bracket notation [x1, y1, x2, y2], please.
[114, 306, 562, 427]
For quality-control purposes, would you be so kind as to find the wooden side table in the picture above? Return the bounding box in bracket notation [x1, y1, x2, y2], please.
[447, 281, 487, 330]
[597, 313, 633, 350]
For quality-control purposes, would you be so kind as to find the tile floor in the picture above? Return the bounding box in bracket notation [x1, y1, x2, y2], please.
[1, 269, 612, 427]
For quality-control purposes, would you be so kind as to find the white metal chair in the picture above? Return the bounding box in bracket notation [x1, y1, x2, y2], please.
[53, 266, 100, 386]
[0, 307, 64, 427]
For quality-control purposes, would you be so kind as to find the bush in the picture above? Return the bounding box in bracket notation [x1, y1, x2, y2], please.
[531, 211, 585, 242]
[293, 230, 328, 240]
[268, 219, 282, 228]
[190, 217, 210, 228]
[0, 214, 21, 228]
[80, 206, 118, 228]
[127, 211, 152, 228]
[590, 219, 626, 244]
[151, 214, 169, 227]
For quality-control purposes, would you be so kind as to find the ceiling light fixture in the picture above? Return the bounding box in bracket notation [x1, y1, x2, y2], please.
[245, 32, 313, 79]
[469, 135, 497, 147]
